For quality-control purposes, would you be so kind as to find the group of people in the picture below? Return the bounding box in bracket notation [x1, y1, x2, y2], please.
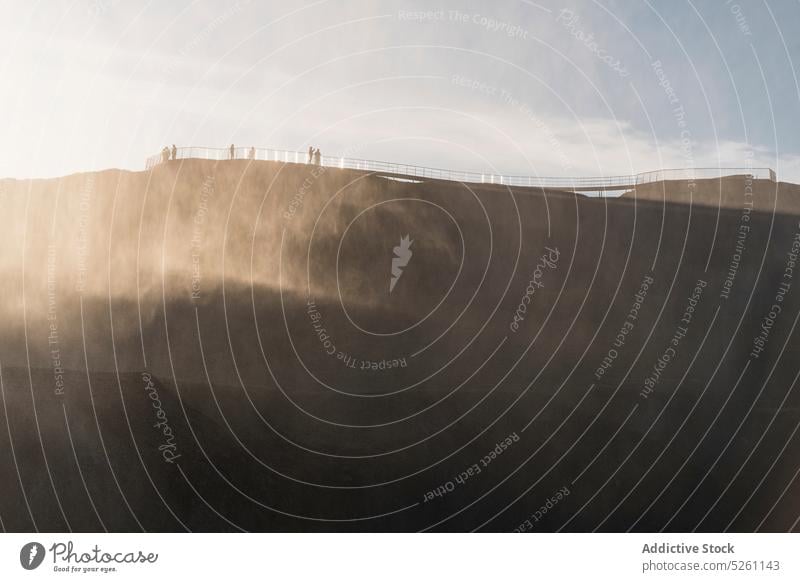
[160, 144, 177, 163]
[228, 144, 257, 160]
[307, 146, 322, 165]
[159, 144, 323, 165]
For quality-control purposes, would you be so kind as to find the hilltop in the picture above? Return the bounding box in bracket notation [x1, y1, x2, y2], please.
[0, 159, 798, 532]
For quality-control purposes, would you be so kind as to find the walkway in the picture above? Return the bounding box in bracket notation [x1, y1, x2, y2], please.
[145, 146, 776, 193]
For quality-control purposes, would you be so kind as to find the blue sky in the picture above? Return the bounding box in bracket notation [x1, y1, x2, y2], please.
[1, 0, 799, 181]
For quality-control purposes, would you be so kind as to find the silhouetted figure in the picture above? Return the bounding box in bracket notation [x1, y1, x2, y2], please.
[307, 146, 314, 164]
[161, 146, 169, 163]
[229, 144, 235, 160]
[313, 148, 321, 166]
[249, 147, 255, 160]
[171, 144, 177, 160]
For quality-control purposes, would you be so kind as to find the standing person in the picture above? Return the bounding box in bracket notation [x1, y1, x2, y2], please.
[249, 146, 255, 160]
[229, 144, 235, 160]
[307, 146, 314, 164]
[171, 144, 177, 161]
[161, 146, 169, 163]
[313, 148, 321, 166]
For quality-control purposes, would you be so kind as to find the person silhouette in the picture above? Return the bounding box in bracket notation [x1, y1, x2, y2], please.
[161, 146, 169, 163]
[248, 147, 255, 160]
[313, 148, 321, 166]
[229, 144, 235, 160]
[171, 144, 177, 161]
[307, 146, 313, 164]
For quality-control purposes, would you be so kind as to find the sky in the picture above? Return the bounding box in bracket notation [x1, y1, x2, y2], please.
[1, 0, 799, 181]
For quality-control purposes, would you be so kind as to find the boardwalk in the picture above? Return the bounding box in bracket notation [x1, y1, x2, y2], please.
[146, 146, 776, 193]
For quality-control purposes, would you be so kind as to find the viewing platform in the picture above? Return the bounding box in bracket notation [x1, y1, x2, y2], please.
[146, 146, 777, 194]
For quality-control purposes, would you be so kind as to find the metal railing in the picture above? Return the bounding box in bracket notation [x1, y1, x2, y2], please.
[145, 146, 776, 192]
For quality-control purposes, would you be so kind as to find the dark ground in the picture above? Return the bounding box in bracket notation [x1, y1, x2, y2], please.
[0, 159, 798, 531]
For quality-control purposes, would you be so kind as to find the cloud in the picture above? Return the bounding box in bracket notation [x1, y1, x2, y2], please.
[0, 0, 798, 184]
